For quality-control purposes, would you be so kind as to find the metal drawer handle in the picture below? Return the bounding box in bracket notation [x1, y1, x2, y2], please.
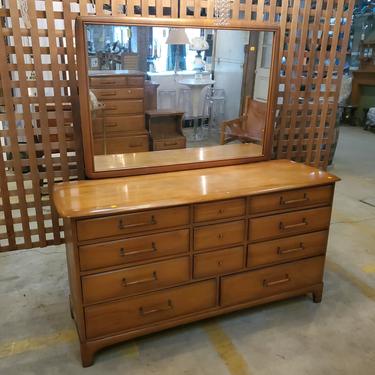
[280, 193, 309, 205]
[118, 215, 156, 229]
[119, 242, 157, 257]
[139, 299, 173, 316]
[279, 218, 307, 230]
[122, 271, 157, 287]
[100, 91, 116, 96]
[277, 243, 304, 255]
[263, 274, 290, 287]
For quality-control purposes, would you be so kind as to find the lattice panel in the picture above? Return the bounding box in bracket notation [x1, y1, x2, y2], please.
[0, 0, 354, 251]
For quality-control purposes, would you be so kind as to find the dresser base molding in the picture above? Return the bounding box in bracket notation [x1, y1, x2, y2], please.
[77, 282, 323, 367]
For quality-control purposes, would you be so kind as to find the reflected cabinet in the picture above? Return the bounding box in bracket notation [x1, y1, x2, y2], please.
[76, 17, 280, 178]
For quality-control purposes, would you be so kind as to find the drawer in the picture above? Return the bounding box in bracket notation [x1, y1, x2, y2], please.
[93, 115, 145, 136]
[194, 198, 246, 223]
[194, 220, 245, 251]
[77, 206, 190, 242]
[102, 100, 144, 115]
[247, 231, 328, 267]
[85, 279, 216, 339]
[152, 137, 186, 151]
[249, 206, 331, 242]
[92, 88, 144, 100]
[249, 186, 333, 215]
[127, 76, 145, 87]
[247, 230, 328, 268]
[193, 246, 244, 278]
[79, 229, 189, 271]
[82, 256, 190, 304]
[221, 256, 325, 306]
[89, 76, 128, 87]
[106, 134, 149, 154]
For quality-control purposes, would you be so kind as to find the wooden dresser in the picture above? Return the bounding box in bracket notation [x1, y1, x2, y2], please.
[89, 70, 149, 155]
[53, 160, 339, 366]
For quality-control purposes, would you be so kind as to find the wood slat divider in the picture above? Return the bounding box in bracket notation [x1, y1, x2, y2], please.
[0, 0, 354, 251]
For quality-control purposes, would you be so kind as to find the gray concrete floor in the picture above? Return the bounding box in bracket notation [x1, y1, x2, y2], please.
[0, 126, 374, 374]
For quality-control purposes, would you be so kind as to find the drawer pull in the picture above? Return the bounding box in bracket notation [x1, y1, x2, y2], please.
[279, 218, 307, 231]
[122, 271, 158, 287]
[118, 216, 156, 229]
[218, 209, 224, 214]
[217, 233, 224, 239]
[100, 91, 116, 96]
[105, 123, 118, 127]
[217, 260, 223, 266]
[128, 90, 132, 94]
[101, 81, 116, 85]
[277, 243, 304, 255]
[139, 299, 173, 316]
[280, 194, 309, 205]
[263, 274, 290, 287]
[119, 242, 157, 257]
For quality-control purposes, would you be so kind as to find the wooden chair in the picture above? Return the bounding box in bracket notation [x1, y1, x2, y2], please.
[220, 97, 267, 145]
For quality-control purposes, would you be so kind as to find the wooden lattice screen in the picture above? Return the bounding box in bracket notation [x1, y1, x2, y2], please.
[0, 0, 354, 252]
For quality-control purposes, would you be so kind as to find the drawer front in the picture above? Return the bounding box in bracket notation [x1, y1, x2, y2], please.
[249, 206, 331, 242]
[102, 100, 144, 115]
[127, 76, 145, 87]
[106, 135, 149, 154]
[194, 220, 245, 251]
[79, 229, 190, 271]
[194, 246, 244, 278]
[221, 256, 325, 306]
[82, 257, 190, 304]
[85, 279, 216, 339]
[90, 76, 128, 87]
[152, 137, 186, 151]
[249, 185, 333, 215]
[93, 115, 145, 137]
[247, 230, 328, 268]
[77, 206, 190, 242]
[194, 198, 246, 223]
[92, 88, 144, 100]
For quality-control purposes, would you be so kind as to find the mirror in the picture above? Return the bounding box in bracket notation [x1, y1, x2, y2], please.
[76, 18, 279, 178]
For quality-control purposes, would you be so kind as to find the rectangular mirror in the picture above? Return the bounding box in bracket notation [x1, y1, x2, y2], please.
[76, 18, 280, 178]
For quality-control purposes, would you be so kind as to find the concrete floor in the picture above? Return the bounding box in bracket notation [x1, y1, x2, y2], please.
[0, 126, 374, 374]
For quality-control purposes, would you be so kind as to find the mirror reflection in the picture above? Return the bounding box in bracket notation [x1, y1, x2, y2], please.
[85, 24, 274, 169]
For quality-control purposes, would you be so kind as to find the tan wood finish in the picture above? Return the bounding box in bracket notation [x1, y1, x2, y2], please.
[193, 247, 244, 278]
[55, 162, 338, 366]
[85, 279, 217, 339]
[82, 256, 190, 304]
[79, 229, 190, 271]
[76, 206, 190, 241]
[93, 143, 263, 174]
[194, 198, 246, 223]
[53, 160, 338, 218]
[221, 256, 325, 306]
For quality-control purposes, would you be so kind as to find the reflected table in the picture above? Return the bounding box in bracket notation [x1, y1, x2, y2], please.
[179, 78, 215, 141]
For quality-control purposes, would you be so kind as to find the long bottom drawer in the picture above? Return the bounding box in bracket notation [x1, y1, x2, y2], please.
[85, 279, 216, 339]
[221, 256, 325, 307]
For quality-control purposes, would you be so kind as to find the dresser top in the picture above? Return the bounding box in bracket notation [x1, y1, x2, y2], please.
[53, 160, 339, 218]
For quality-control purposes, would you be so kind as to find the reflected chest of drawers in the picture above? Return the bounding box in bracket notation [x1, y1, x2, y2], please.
[53, 160, 339, 367]
[90, 70, 149, 155]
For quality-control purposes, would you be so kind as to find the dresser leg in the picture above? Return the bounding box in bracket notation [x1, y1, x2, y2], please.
[80, 342, 95, 367]
[312, 285, 323, 303]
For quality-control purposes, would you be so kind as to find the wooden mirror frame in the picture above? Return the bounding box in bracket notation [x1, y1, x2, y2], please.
[76, 17, 280, 179]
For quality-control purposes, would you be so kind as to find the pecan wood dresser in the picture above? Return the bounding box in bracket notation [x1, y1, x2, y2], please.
[53, 160, 339, 366]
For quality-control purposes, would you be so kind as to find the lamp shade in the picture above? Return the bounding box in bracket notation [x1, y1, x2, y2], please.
[166, 28, 190, 45]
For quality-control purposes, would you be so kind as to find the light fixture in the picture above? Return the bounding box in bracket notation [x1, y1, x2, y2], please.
[166, 28, 190, 74]
[190, 36, 209, 71]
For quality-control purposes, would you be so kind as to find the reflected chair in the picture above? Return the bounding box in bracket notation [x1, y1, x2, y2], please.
[220, 97, 267, 145]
